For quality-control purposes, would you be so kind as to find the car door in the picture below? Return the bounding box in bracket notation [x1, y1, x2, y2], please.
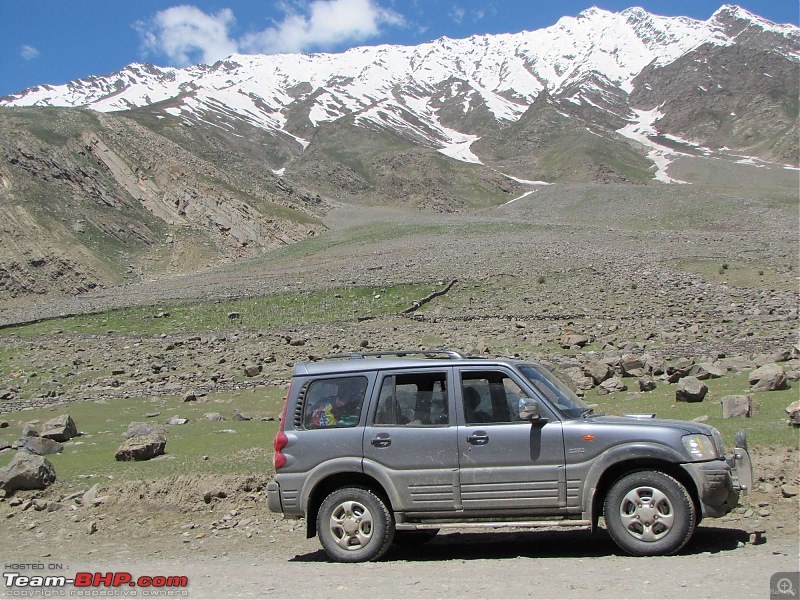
[456, 368, 566, 511]
[362, 368, 460, 512]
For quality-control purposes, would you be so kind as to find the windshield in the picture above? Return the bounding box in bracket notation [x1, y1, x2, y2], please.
[518, 364, 590, 419]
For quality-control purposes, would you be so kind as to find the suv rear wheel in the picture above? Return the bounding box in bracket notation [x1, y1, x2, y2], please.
[603, 470, 696, 556]
[317, 487, 394, 562]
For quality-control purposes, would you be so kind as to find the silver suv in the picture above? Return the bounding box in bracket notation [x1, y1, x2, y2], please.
[267, 350, 752, 562]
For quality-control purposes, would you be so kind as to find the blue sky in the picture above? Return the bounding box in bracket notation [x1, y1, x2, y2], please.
[1, 0, 797, 98]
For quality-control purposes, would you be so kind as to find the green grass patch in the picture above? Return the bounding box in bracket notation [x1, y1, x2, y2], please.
[592, 372, 799, 448]
[675, 258, 796, 290]
[0, 387, 287, 484]
[0, 284, 436, 338]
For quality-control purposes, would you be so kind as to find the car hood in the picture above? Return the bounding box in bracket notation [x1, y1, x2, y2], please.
[586, 414, 714, 436]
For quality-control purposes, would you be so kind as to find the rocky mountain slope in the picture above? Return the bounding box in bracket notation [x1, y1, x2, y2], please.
[0, 5, 797, 301]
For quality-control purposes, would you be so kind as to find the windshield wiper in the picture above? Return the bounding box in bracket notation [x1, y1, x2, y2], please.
[581, 407, 604, 418]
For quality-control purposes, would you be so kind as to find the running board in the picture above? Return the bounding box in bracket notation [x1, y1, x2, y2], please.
[395, 520, 591, 531]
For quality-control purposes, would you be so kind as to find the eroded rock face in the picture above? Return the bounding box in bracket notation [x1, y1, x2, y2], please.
[0, 452, 57, 493]
[115, 433, 166, 462]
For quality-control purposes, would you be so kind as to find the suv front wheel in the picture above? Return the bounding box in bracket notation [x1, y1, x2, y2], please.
[317, 487, 394, 562]
[603, 470, 696, 556]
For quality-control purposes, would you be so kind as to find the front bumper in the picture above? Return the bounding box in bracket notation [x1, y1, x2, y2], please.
[681, 444, 753, 518]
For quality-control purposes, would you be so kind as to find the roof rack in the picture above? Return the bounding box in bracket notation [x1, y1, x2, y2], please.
[321, 349, 466, 360]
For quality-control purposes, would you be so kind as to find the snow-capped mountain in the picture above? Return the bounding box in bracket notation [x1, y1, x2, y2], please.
[2, 5, 798, 176]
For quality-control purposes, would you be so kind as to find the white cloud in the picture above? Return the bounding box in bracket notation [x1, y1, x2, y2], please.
[243, 0, 405, 54]
[135, 0, 405, 66]
[19, 45, 39, 60]
[134, 5, 238, 66]
[449, 5, 465, 25]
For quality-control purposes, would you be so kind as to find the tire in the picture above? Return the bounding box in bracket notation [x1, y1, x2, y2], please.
[393, 529, 439, 546]
[603, 470, 696, 556]
[317, 487, 394, 562]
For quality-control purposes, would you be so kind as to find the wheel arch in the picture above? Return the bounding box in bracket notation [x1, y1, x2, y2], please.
[589, 458, 701, 529]
[305, 473, 391, 539]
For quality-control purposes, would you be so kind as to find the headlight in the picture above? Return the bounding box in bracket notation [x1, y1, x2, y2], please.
[710, 427, 725, 457]
[682, 434, 718, 461]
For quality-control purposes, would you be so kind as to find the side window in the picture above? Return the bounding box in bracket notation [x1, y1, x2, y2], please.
[374, 372, 449, 426]
[461, 371, 525, 424]
[303, 376, 368, 429]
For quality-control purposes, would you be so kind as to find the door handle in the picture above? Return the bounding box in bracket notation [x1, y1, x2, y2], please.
[467, 433, 489, 445]
[371, 433, 391, 448]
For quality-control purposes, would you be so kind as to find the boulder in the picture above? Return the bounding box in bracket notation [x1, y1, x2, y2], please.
[124, 422, 166, 439]
[0, 453, 57, 493]
[749, 364, 789, 392]
[0, 438, 11, 452]
[232, 410, 253, 421]
[620, 355, 646, 378]
[20, 423, 39, 437]
[584, 361, 612, 384]
[676, 377, 708, 403]
[17, 436, 64, 455]
[40, 414, 79, 442]
[166, 416, 189, 426]
[689, 363, 725, 380]
[0, 421, 9, 429]
[560, 333, 590, 349]
[115, 433, 166, 461]
[204, 412, 225, 422]
[721, 395, 754, 418]
[597, 377, 627, 395]
[666, 358, 694, 383]
[244, 365, 262, 377]
[786, 400, 800, 427]
[638, 377, 657, 392]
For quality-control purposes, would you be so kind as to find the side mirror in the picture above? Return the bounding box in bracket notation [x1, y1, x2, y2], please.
[518, 398, 541, 421]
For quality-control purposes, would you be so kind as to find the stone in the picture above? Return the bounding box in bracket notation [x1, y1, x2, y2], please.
[124, 422, 166, 439]
[232, 410, 253, 421]
[204, 412, 225, 422]
[560, 333, 590, 349]
[115, 433, 166, 461]
[676, 377, 708, 403]
[597, 377, 627, 395]
[785, 401, 800, 427]
[584, 361, 611, 384]
[0, 438, 10, 452]
[40, 414, 79, 442]
[689, 363, 725, 380]
[244, 365, 262, 377]
[781, 484, 799, 498]
[0, 420, 9, 428]
[749, 364, 789, 392]
[20, 423, 39, 437]
[17, 436, 64, 456]
[692, 415, 709, 423]
[183, 392, 198, 402]
[620, 355, 645, 377]
[721, 395, 754, 418]
[166, 416, 189, 426]
[638, 377, 657, 392]
[0, 453, 57, 493]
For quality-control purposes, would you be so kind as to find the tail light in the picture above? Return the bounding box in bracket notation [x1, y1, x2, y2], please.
[273, 384, 291, 470]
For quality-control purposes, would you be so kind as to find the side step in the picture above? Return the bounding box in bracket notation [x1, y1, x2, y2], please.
[395, 520, 591, 531]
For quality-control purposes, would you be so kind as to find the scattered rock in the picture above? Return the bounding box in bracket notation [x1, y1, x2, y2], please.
[597, 377, 627, 395]
[0, 421, 9, 429]
[584, 361, 611, 384]
[692, 415, 709, 423]
[244, 365, 262, 377]
[115, 433, 167, 462]
[638, 377, 657, 392]
[20, 423, 39, 437]
[40, 414, 79, 442]
[0, 453, 57, 493]
[676, 376, 708, 402]
[560, 332, 590, 349]
[183, 392, 198, 402]
[786, 401, 800, 427]
[781, 484, 799, 498]
[721, 395, 754, 418]
[689, 363, 725, 380]
[232, 410, 253, 421]
[204, 412, 225, 422]
[125, 422, 166, 439]
[16, 436, 64, 456]
[748, 363, 789, 392]
[0, 438, 10, 452]
[165, 416, 189, 426]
